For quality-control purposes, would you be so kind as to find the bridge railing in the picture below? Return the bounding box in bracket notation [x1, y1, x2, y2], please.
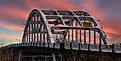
[80, 44, 88, 50]
[89, 44, 99, 51]
[5, 42, 121, 53]
[114, 43, 121, 53]
[64, 42, 70, 49]
[101, 44, 112, 52]
[72, 42, 79, 50]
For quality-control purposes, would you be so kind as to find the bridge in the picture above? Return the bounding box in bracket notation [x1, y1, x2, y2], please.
[0, 9, 121, 61]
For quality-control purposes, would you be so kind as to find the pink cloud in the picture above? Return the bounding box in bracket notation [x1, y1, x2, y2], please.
[0, 20, 24, 32]
[0, 0, 78, 33]
[24, 0, 78, 10]
[80, 0, 121, 43]
[0, 7, 28, 20]
[103, 20, 121, 42]
[0, 0, 120, 43]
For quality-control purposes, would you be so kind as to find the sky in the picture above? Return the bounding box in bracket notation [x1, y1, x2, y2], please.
[0, 0, 121, 45]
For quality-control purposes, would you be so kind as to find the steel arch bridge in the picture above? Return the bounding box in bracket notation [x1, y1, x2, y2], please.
[1, 9, 121, 61]
[22, 9, 107, 44]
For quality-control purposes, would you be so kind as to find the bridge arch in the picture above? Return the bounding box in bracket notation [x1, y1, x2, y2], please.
[22, 9, 107, 44]
[22, 9, 51, 43]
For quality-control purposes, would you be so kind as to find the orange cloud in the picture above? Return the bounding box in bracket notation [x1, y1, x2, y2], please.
[103, 20, 121, 42]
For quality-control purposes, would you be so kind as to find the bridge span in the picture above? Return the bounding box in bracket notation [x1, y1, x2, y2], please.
[0, 9, 121, 61]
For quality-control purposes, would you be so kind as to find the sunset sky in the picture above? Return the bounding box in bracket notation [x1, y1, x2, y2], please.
[0, 0, 121, 45]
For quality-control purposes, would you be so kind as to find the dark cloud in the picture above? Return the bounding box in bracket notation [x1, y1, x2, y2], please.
[0, 0, 27, 9]
[95, 0, 121, 19]
[67, 0, 84, 6]
[96, 0, 121, 9]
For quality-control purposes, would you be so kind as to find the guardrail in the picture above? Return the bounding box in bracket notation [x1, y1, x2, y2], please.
[101, 44, 112, 52]
[114, 43, 121, 53]
[80, 44, 88, 50]
[64, 43, 70, 49]
[89, 44, 99, 51]
[72, 43, 79, 50]
[4, 42, 121, 53]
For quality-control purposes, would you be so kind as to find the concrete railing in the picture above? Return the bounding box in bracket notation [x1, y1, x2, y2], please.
[5, 42, 121, 53]
[80, 44, 88, 50]
[114, 43, 121, 53]
[89, 44, 99, 51]
[101, 44, 112, 52]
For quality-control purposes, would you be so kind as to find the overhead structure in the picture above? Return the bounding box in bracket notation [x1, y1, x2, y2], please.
[22, 9, 107, 44]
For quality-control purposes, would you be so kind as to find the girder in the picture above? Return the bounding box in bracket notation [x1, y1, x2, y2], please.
[22, 9, 107, 44]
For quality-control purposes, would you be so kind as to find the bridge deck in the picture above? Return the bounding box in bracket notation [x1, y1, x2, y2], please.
[1, 43, 121, 61]
[2, 42, 121, 53]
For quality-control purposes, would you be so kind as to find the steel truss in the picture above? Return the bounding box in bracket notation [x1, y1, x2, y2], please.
[22, 9, 107, 44]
